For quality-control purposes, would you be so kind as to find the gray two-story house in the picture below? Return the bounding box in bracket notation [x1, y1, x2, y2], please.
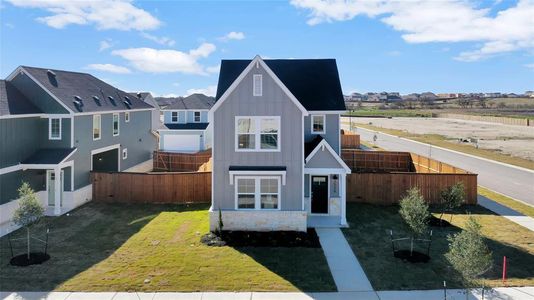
[0, 66, 157, 234]
[158, 94, 214, 153]
[209, 56, 351, 232]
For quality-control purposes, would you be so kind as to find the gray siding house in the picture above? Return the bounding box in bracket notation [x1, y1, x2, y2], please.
[158, 94, 214, 152]
[0, 66, 157, 235]
[210, 56, 350, 232]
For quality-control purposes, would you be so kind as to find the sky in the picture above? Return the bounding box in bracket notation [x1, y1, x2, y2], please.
[1, 0, 533, 96]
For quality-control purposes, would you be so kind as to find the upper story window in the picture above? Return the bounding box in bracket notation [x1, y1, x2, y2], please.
[93, 114, 101, 140]
[253, 74, 262, 96]
[113, 113, 120, 136]
[311, 115, 325, 134]
[49, 118, 61, 140]
[125, 112, 130, 123]
[171, 111, 179, 123]
[194, 111, 201, 123]
[236, 116, 280, 151]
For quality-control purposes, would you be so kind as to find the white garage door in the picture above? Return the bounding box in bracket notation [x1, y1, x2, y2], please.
[162, 134, 200, 152]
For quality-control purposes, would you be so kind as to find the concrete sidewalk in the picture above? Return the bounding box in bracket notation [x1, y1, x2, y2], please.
[314, 228, 374, 293]
[478, 195, 534, 232]
[3, 287, 534, 299]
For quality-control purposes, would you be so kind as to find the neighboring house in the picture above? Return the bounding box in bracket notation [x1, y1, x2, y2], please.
[209, 56, 351, 232]
[129, 92, 161, 131]
[158, 94, 215, 152]
[0, 66, 157, 235]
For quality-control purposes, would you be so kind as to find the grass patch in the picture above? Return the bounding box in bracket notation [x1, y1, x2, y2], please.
[342, 203, 534, 290]
[352, 123, 534, 170]
[478, 186, 534, 218]
[0, 202, 335, 292]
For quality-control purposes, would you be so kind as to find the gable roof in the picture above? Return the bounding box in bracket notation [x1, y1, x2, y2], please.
[19, 66, 154, 113]
[305, 138, 351, 173]
[215, 58, 346, 111]
[163, 94, 215, 110]
[0, 80, 43, 117]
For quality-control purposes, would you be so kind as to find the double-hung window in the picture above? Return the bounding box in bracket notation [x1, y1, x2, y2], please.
[311, 115, 325, 134]
[236, 177, 280, 210]
[49, 118, 61, 140]
[125, 112, 130, 123]
[93, 114, 101, 140]
[253, 74, 262, 96]
[236, 116, 280, 151]
[171, 111, 179, 123]
[194, 111, 201, 123]
[113, 113, 120, 136]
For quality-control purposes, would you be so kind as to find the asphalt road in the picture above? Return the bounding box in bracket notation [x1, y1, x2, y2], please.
[343, 123, 534, 206]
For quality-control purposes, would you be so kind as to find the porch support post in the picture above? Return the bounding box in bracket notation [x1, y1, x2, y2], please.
[340, 173, 347, 226]
[54, 167, 61, 216]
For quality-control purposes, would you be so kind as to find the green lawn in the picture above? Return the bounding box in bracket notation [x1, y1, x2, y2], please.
[0, 203, 335, 292]
[343, 203, 534, 290]
[478, 186, 534, 218]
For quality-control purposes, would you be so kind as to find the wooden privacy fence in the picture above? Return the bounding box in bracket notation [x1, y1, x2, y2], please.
[341, 150, 413, 172]
[153, 150, 212, 172]
[91, 171, 211, 204]
[346, 172, 477, 205]
[437, 113, 531, 127]
[340, 130, 361, 149]
[411, 153, 468, 174]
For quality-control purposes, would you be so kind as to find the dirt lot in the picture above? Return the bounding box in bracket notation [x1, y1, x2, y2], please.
[350, 117, 534, 161]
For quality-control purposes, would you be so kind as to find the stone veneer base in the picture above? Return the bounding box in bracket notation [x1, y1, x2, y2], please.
[209, 208, 307, 232]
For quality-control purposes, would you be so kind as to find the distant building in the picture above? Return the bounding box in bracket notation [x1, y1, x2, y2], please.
[525, 91, 534, 98]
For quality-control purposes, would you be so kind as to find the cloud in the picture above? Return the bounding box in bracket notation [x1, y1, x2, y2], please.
[99, 39, 114, 51]
[525, 63, 534, 70]
[86, 63, 131, 74]
[218, 31, 245, 41]
[386, 50, 401, 57]
[206, 64, 221, 74]
[291, 0, 534, 61]
[112, 43, 216, 74]
[4, 23, 15, 29]
[7, 0, 161, 31]
[140, 32, 175, 46]
[186, 85, 217, 97]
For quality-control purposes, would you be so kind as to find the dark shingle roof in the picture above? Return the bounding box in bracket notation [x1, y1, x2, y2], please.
[305, 136, 324, 158]
[229, 166, 287, 171]
[163, 94, 215, 110]
[162, 123, 209, 130]
[0, 80, 43, 116]
[21, 66, 154, 113]
[215, 59, 346, 111]
[22, 148, 76, 165]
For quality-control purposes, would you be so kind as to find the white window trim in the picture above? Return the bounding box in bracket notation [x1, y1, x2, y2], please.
[93, 114, 101, 141]
[193, 111, 201, 123]
[234, 176, 281, 210]
[125, 112, 130, 123]
[311, 115, 326, 134]
[113, 113, 120, 136]
[235, 116, 281, 152]
[48, 118, 62, 140]
[122, 148, 128, 160]
[171, 111, 179, 123]
[253, 74, 262, 96]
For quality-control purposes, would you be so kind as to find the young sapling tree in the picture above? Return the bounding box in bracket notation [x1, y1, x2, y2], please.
[12, 182, 45, 260]
[399, 187, 430, 256]
[439, 182, 465, 224]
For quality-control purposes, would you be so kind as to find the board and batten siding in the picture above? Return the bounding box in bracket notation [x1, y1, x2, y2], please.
[163, 110, 208, 124]
[10, 72, 69, 114]
[212, 63, 304, 211]
[304, 114, 340, 153]
[70, 110, 156, 189]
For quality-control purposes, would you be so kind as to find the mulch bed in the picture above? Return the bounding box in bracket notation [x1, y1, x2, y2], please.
[201, 228, 321, 248]
[428, 215, 452, 227]
[10, 252, 50, 267]
[394, 250, 430, 263]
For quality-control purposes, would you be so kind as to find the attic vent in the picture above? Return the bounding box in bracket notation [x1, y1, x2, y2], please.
[123, 100, 132, 109]
[93, 96, 101, 106]
[74, 95, 82, 102]
[108, 96, 117, 106]
[124, 96, 132, 105]
[47, 70, 56, 76]
[136, 92, 142, 98]
[73, 100, 83, 111]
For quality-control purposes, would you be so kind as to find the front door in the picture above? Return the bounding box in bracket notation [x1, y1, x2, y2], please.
[311, 176, 328, 214]
[47, 170, 63, 206]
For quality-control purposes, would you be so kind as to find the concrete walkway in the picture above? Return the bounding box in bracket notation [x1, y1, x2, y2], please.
[3, 287, 534, 300]
[478, 195, 534, 232]
[314, 228, 374, 293]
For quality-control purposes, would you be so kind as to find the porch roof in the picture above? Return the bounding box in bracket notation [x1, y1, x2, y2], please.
[22, 148, 76, 165]
[229, 166, 286, 171]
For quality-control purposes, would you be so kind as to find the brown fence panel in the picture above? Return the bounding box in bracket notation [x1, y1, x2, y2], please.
[410, 153, 469, 174]
[341, 150, 413, 172]
[153, 150, 212, 172]
[341, 133, 361, 149]
[91, 171, 211, 204]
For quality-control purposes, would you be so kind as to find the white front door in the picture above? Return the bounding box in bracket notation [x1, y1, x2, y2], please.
[47, 170, 64, 206]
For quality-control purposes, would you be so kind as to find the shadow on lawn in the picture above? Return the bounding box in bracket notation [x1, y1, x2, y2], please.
[343, 202, 534, 290]
[0, 202, 209, 291]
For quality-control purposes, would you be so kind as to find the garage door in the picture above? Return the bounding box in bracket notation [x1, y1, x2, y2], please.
[163, 135, 200, 152]
[92, 148, 119, 172]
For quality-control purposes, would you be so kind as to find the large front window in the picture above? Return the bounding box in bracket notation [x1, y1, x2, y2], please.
[236, 116, 280, 151]
[236, 177, 280, 210]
